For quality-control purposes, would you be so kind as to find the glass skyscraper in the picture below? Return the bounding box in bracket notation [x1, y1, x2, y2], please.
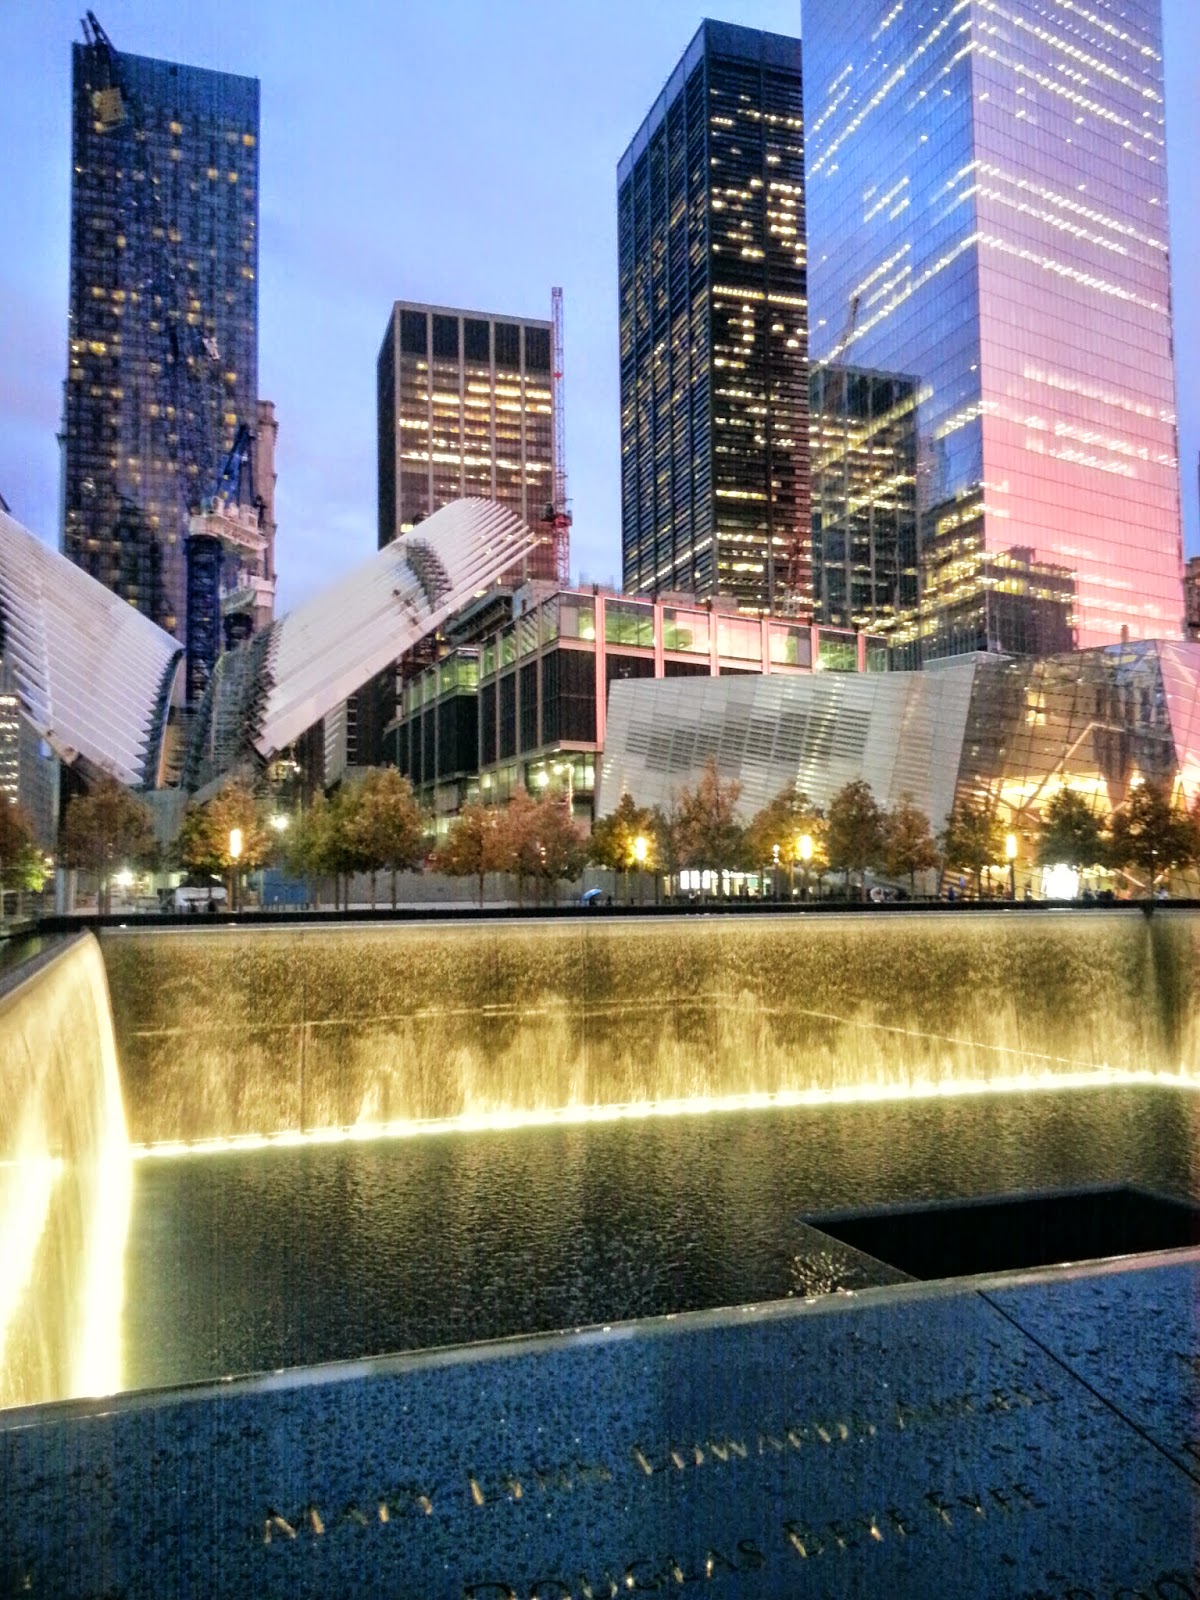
[64, 35, 259, 639]
[804, 0, 1184, 659]
[618, 21, 809, 615]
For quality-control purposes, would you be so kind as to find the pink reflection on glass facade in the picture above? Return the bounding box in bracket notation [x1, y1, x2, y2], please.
[805, 0, 1185, 658]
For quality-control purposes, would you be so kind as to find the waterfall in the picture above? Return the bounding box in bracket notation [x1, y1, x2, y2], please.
[101, 911, 1200, 1149]
[0, 934, 131, 1409]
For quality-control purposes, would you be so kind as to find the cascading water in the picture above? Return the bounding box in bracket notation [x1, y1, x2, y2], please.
[0, 934, 131, 1408]
[100, 911, 1200, 1148]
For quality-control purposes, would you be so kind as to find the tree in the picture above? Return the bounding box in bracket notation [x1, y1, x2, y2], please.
[178, 779, 270, 908]
[1108, 782, 1199, 896]
[674, 759, 746, 888]
[826, 780, 884, 901]
[589, 792, 657, 901]
[0, 798, 46, 917]
[284, 793, 336, 907]
[495, 787, 587, 905]
[1035, 788, 1105, 872]
[430, 802, 504, 907]
[744, 787, 827, 897]
[61, 775, 157, 915]
[345, 767, 426, 909]
[882, 794, 939, 895]
[940, 795, 1006, 899]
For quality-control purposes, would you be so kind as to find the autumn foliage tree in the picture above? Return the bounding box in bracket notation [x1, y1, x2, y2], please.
[495, 787, 587, 904]
[430, 802, 504, 907]
[882, 794, 939, 895]
[0, 798, 46, 915]
[589, 792, 658, 899]
[673, 759, 746, 887]
[1107, 782, 1199, 895]
[61, 775, 157, 914]
[178, 779, 270, 906]
[1035, 788, 1105, 873]
[940, 795, 1007, 899]
[744, 787, 827, 893]
[344, 767, 426, 909]
[826, 780, 885, 900]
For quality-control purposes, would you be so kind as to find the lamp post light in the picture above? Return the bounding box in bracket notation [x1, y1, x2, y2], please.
[799, 832, 813, 903]
[551, 759, 575, 816]
[1005, 831, 1018, 901]
[772, 842, 781, 901]
[229, 827, 243, 913]
[270, 813, 289, 834]
[633, 834, 648, 907]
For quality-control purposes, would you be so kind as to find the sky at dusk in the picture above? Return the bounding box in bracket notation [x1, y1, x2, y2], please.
[2, 0, 1198, 615]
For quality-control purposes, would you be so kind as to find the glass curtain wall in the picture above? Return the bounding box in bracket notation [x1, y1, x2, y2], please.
[804, 0, 1184, 658]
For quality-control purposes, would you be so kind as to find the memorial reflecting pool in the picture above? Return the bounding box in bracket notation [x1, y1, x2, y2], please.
[4, 911, 1200, 1408]
[120, 1083, 1200, 1392]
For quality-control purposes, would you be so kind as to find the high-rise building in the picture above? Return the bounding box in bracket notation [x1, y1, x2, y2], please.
[63, 27, 260, 640]
[618, 21, 809, 614]
[377, 300, 557, 582]
[1186, 557, 1200, 642]
[804, 0, 1184, 658]
[809, 364, 919, 634]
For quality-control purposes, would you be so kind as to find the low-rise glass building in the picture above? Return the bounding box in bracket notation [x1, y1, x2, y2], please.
[386, 588, 885, 825]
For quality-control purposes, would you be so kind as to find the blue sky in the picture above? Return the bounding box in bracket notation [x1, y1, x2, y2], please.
[2, 0, 1197, 613]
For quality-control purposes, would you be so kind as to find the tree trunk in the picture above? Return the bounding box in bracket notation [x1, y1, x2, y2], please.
[391, 867, 398, 911]
[369, 871, 377, 911]
[477, 867, 484, 909]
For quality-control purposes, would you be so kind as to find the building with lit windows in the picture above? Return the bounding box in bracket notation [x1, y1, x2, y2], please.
[809, 364, 920, 635]
[601, 640, 1200, 898]
[377, 301, 557, 581]
[386, 587, 885, 824]
[618, 21, 809, 615]
[63, 31, 260, 640]
[804, 0, 1184, 660]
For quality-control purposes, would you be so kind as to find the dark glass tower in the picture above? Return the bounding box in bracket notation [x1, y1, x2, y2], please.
[63, 32, 259, 640]
[805, 0, 1183, 658]
[618, 20, 809, 615]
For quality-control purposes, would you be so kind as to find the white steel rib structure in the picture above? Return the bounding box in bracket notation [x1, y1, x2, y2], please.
[183, 498, 539, 789]
[0, 499, 537, 797]
[0, 508, 182, 788]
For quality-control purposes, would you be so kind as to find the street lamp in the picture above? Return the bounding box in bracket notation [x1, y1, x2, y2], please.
[551, 759, 575, 816]
[772, 842, 781, 901]
[270, 813, 289, 834]
[229, 827, 243, 913]
[798, 832, 813, 902]
[1005, 831, 1018, 901]
[633, 833, 648, 907]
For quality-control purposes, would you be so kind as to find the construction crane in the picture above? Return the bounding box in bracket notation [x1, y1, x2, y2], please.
[546, 287, 572, 588]
[80, 12, 261, 705]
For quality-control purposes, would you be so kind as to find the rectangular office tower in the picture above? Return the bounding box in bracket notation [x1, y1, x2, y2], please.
[618, 21, 810, 615]
[377, 301, 558, 583]
[63, 31, 259, 639]
[804, 0, 1184, 657]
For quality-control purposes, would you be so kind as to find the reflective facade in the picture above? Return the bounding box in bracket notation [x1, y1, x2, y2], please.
[377, 302, 557, 584]
[601, 642, 1200, 854]
[810, 364, 919, 632]
[64, 41, 259, 638]
[388, 589, 882, 824]
[804, 0, 1184, 658]
[618, 22, 809, 614]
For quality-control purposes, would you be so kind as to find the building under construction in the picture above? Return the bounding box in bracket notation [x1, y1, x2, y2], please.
[62, 17, 273, 690]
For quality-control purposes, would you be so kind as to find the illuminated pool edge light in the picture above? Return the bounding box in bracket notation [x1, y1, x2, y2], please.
[130, 1068, 1200, 1161]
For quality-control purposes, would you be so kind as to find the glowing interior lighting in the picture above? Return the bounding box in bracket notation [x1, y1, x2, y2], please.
[131, 1069, 1200, 1163]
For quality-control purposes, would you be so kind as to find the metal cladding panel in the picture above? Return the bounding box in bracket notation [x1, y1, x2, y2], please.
[252, 499, 538, 759]
[0, 511, 181, 787]
[599, 664, 978, 829]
